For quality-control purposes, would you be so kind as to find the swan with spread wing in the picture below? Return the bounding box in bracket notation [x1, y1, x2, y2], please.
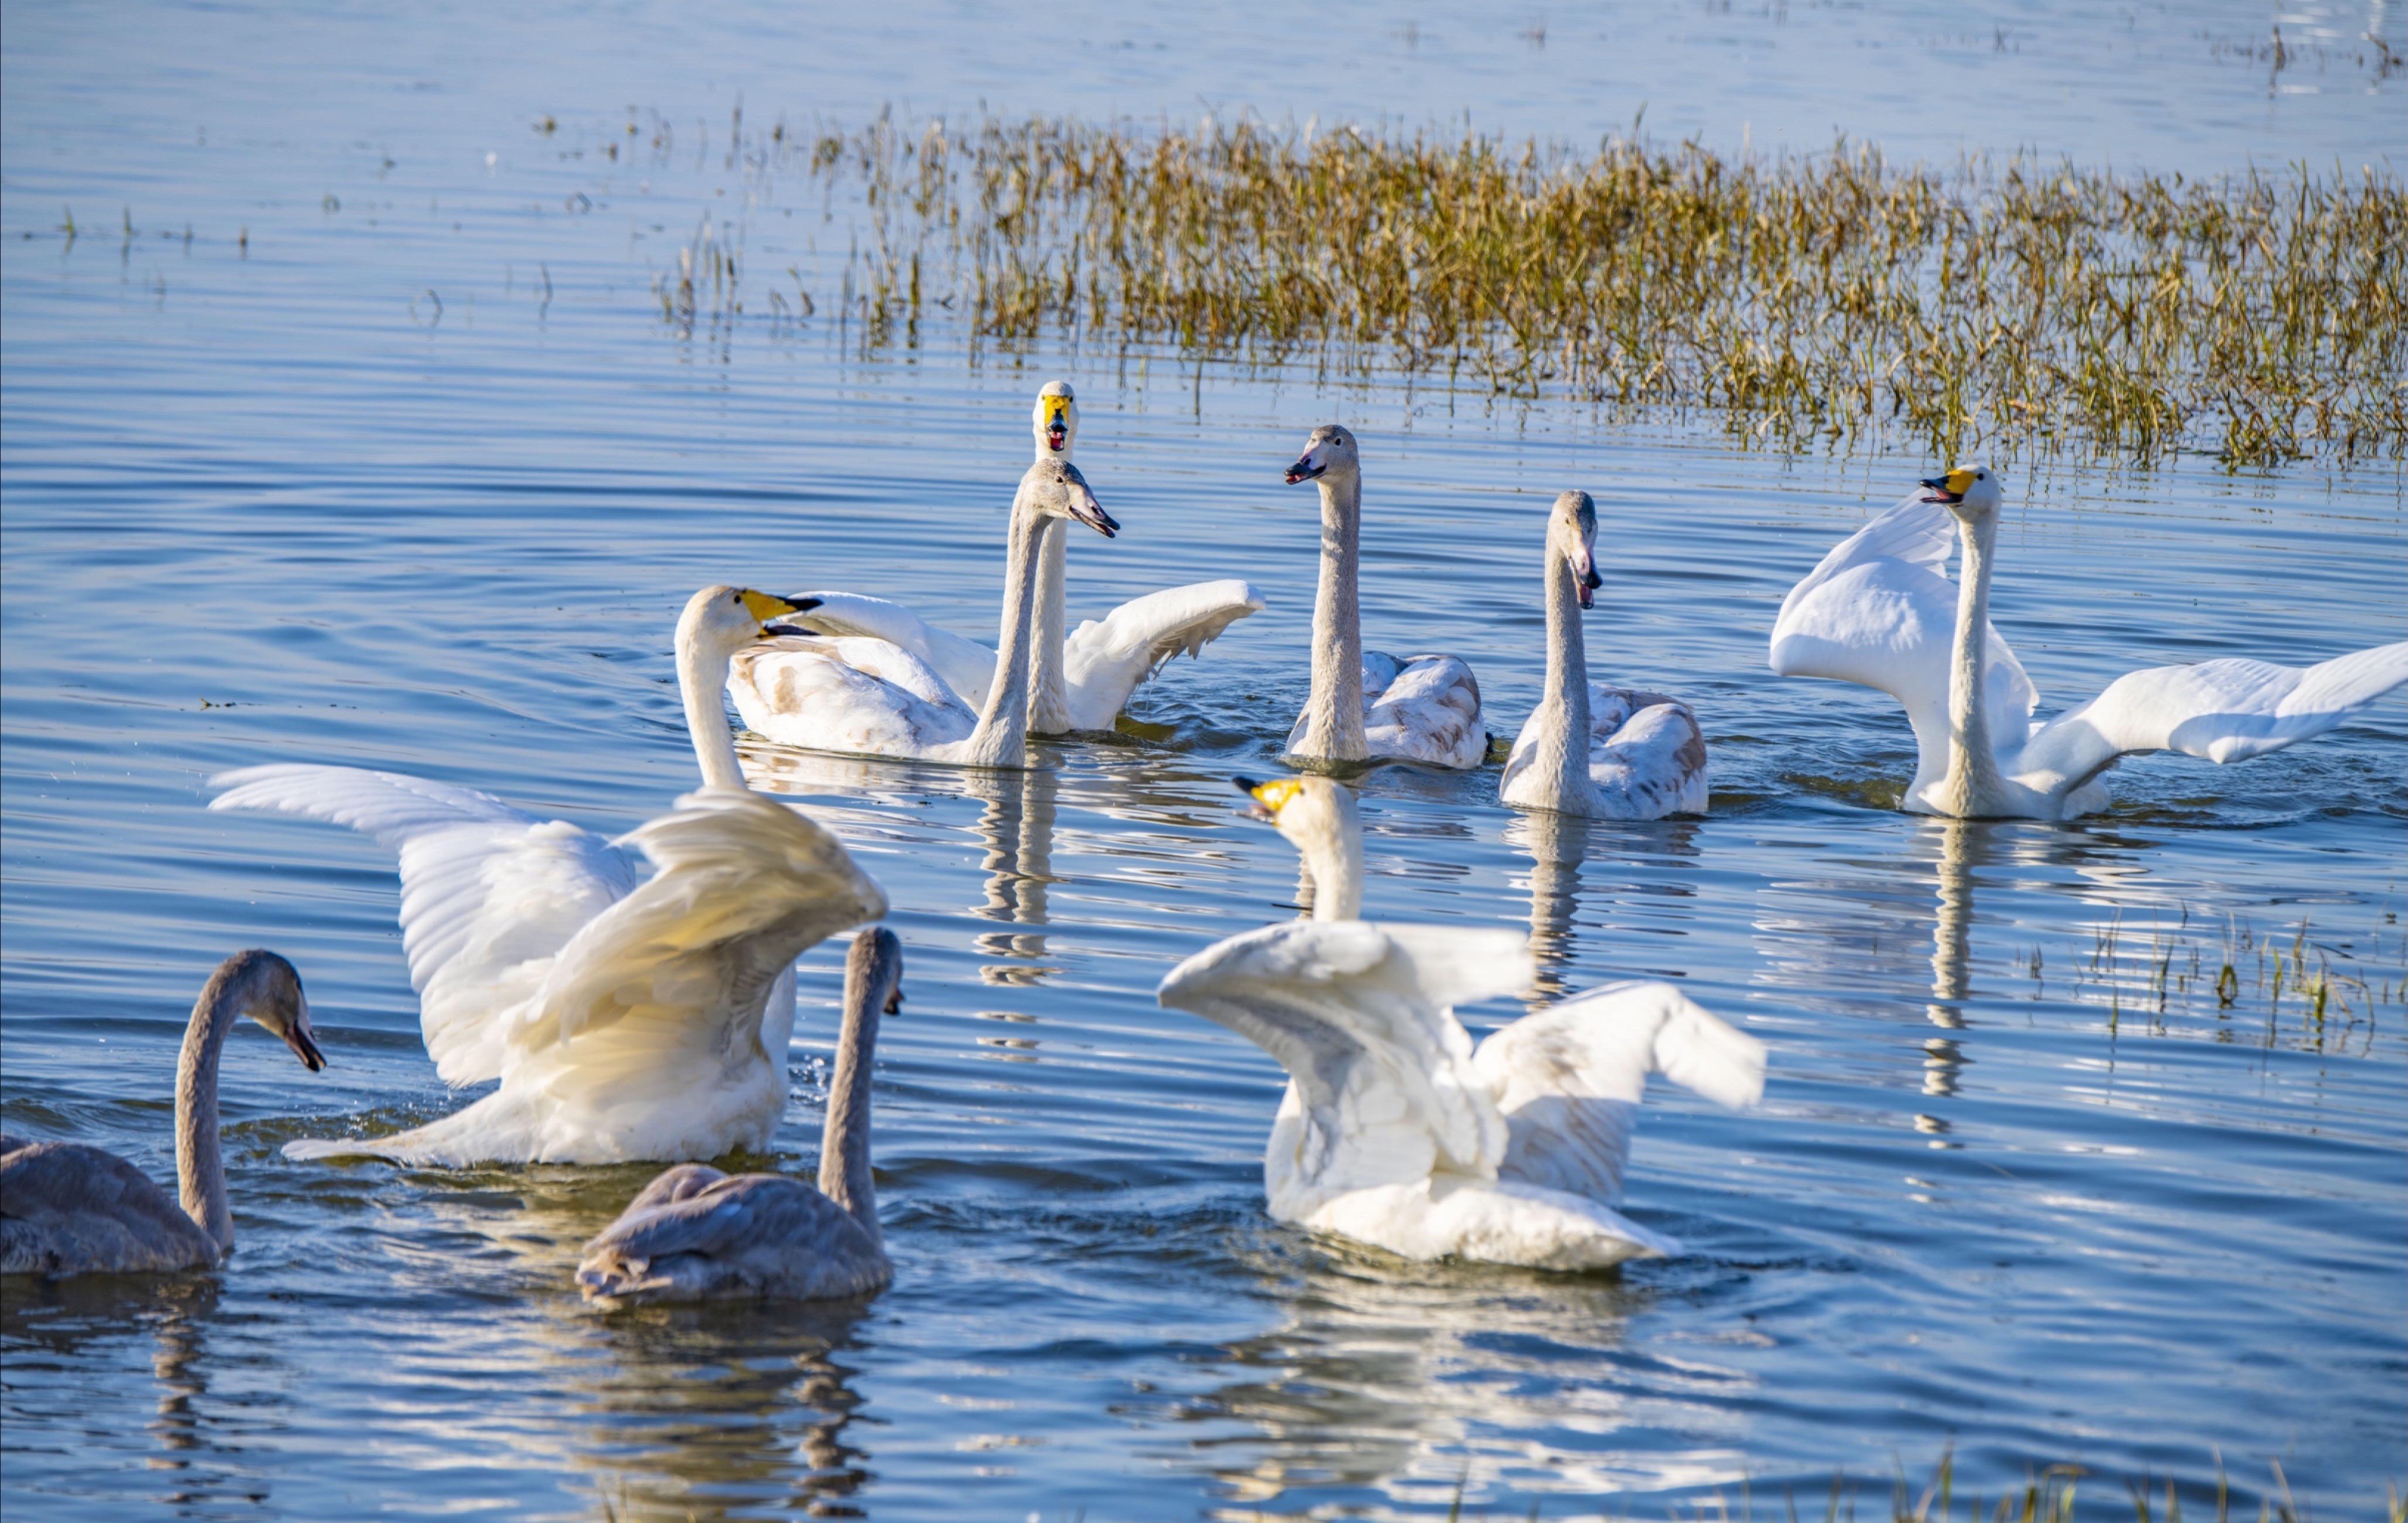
[1500, 489, 1709, 819]
[208, 587, 888, 1165]
[1157, 776, 1765, 1271]
[1769, 466, 2408, 820]
[761, 383, 1264, 733]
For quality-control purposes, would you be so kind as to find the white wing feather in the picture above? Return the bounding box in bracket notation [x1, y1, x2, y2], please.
[2012, 641, 2408, 789]
[782, 592, 1003, 708]
[1158, 922, 1531, 1195]
[727, 635, 979, 759]
[208, 764, 636, 1085]
[1289, 651, 1487, 768]
[1473, 981, 1765, 1206]
[1060, 579, 1267, 729]
[1769, 492, 2038, 754]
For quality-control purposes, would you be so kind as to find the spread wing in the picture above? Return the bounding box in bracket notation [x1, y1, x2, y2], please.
[1473, 981, 1765, 1206]
[728, 635, 979, 759]
[209, 764, 636, 1085]
[1060, 579, 1267, 729]
[1362, 651, 1487, 769]
[508, 788, 885, 1097]
[783, 591, 1001, 708]
[2013, 641, 2408, 790]
[1157, 921, 1531, 1194]
[1768, 493, 2038, 756]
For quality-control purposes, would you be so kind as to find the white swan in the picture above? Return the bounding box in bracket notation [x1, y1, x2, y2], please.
[1500, 490, 1709, 819]
[770, 383, 1266, 732]
[1281, 426, 1487, 769]
[208, 587, 888, 1165]
[577, 927, 903, 1303]
[725, 457, 1116, 766]
[1157, 776, 1765, 1271]
[2, 951, 325, 1277]
[1769, 466, 2408, 821]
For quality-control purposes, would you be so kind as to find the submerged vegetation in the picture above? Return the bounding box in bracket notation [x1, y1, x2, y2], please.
[745, 114, 2406, 467]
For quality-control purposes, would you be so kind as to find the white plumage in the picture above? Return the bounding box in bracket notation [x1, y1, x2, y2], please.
[1159, 776, 1764, 1270]
[1771, 470, 2408, 820]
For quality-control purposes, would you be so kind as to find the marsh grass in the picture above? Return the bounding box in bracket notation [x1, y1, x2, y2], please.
[770, 114, 2403, 466]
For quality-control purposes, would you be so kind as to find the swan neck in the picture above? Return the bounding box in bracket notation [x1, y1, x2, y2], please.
[1304, 818, 1365, 922]
[174, 976, 241, 1255]
[1523, 551, 1595, 809]
[679, 633, 747, 790]
[817, 975, 885, 1243]
[966, 488, 1047, 763]
[1298, 472, 1367, 761]
[1940, 514, 2007, 812]
[1028, 519, 1070, 733]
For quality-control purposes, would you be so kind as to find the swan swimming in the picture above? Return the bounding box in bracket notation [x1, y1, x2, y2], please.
[1500, 489, 1709, 819]
[2, 951, 325, 1277]
[1158, 776, 1765, 1271]
[726, 455, 1118, 766]
[578, 926, 904, 1304]
[1769, 466, 2408, 820]
[209, 587, 888, 1165]
[771, 382, 1266, 732]
[1281, 425, 1488, 770]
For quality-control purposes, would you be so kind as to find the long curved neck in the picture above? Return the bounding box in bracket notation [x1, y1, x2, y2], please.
[963, 494, 1049, 765]
[1937, 514, 2008, 815]
[174, 982, 242, 1254]
[1028, 519, 1070, 733]
[679, 638, 747, 789]
[1301, 825, 1364, 922]
[815, 978, 885, 1243]
[1520, 549, 1596, 810]
[1296, 472, 1368, 761]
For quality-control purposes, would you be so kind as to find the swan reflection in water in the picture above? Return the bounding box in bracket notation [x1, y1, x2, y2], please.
[1504, 810, 1705, 1012]
[967, 764, 1057, 983]
[1160, 1237, 1751, 1510]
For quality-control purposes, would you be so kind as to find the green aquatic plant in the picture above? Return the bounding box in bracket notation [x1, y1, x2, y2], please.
[784, 114, 2404, 467]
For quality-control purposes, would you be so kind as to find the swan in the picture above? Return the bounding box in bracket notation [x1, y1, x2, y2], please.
[725, 456, 1118, 766]
[577, 926, 903, 1303]
[208, 587, 888, 1165]
[767, 382, 1266, 732]
[2, 950, 325, 1277]
[1769, 466, 2408, 821]
[1281, 426, 1487, 769]
[1157, 776, 1765, 1271]
[1499, 490, 1709, 819]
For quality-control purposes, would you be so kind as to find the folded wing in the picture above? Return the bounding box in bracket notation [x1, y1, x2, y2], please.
[208, 764, 636, 1085]
[1158, 921, 1532, 1194]
[1473, 981, 1765, 1205]
[783, 591, 1002, 709]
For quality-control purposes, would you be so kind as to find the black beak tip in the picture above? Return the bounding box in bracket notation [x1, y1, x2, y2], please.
[1231, 775, 1263, 796]
[761, 622, 810, 638]
[884, 989, 903, 1016]
[786, 596, 823, 612]
[288, 1029, 326, 1072]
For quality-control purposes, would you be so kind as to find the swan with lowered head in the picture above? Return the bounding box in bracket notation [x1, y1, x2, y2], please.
[772, 383, 1266, 733]
[1769, 466, 2408, 820]
[209, 587, 887, 1165]
[2, 951, 325, 1277]
[1157, 776, 1765, 1271]
[1281, 426, 1487, 769]
[578, 927, 904, 1303]
[1500, 490, 1709, 819]
[726, 455, 1118, 766]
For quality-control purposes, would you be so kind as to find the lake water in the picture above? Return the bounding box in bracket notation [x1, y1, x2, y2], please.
[3, 2, 2404, 1519]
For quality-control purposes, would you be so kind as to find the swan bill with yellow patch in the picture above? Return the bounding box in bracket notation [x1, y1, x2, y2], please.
[1917, 465, 1987, 505]
[1037, 381, 1076, 453]
[1234, 775, 1304, 822]
[735, 587, 823, 636]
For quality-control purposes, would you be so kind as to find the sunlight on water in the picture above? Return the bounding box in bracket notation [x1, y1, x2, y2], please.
[3, 2, 2404, 1519]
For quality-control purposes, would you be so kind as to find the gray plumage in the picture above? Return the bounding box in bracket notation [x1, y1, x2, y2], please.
[1, 951, 325, 1279]
[578, 927, 902, 1304]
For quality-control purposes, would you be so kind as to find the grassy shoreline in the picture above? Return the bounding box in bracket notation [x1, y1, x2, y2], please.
[783, 115, 2404, 468]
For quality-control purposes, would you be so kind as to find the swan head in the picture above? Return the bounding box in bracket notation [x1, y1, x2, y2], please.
[846, 926, 905, 1018]
[1551, 489, 1602, 609]
[1234, 773, 1361, 865]
[1919, 464, 2002, 522]
[1032, 381, 1079, 457]
[678, 585, 825, 659]
[1284, 424, 1359, 486]
[209, 950, 325, 1071]
[1021, 457, 1119, 539]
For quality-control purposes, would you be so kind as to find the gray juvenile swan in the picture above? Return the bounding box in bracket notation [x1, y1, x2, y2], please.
[1, 951, 325, 1278]
[576, 927, 904, 1304]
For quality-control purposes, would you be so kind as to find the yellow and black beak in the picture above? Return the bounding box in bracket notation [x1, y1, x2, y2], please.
[1918, 467, 1977, 505]
[1042, 396, 1071, 452]
[1233, 775, 1304, 823]
[739, 588, 824, 637]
